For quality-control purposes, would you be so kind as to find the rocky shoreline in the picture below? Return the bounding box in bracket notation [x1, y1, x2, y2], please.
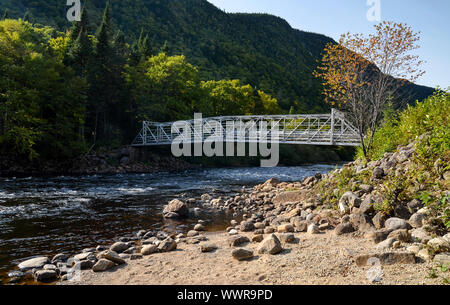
[0, 146, 196, 177]
[5, 142, 450, 285]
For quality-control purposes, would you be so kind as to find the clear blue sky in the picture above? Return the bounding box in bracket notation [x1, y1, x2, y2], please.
[208, 0, 450, 89]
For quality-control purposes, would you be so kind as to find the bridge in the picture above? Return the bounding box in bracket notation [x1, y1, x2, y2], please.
[132, 109, 361, 147]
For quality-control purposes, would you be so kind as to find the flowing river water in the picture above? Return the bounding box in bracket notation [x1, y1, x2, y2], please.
[0, 164, 340, 284]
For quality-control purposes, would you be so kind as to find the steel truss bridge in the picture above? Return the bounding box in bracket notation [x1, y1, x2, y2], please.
[132, 109, 361, 147]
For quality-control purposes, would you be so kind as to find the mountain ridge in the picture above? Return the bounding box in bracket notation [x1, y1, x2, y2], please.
[0, 0, 434, 111]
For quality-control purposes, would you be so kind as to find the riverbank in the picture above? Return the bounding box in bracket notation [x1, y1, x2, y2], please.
[0, 146, 196, 177]
[7, 139, 449, 285]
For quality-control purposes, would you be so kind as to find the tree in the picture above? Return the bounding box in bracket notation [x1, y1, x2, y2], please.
[1, 9, 8, 20]
[0, 19, 86, 160]
[314, 21, 425, 158]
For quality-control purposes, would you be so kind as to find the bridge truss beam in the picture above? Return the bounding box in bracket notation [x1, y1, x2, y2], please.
[132, 109, 361, 147]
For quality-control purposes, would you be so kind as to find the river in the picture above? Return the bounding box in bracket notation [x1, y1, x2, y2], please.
[0, 164, 340, 284]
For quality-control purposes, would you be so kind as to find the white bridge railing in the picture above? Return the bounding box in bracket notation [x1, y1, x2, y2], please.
[132, 109, 361, 147]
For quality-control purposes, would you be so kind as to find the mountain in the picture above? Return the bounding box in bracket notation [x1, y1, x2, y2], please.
[0, 0, 434, 112]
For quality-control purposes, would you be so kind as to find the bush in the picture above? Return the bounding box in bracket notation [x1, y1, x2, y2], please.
[358, 89, 450, 161]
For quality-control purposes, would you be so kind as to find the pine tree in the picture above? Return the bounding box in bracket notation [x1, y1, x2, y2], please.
[1, 9, 8, 20]
[65, 6, 91, 77]
[23, 11, 31, 23]
[160, 40, 169, 54]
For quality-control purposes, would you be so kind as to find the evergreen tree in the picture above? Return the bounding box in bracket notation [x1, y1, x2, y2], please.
[160, 40, 169, 54]
[65, 6, 91, 77]
[23, 11, 31, 23]
[1, 9, 8, 20]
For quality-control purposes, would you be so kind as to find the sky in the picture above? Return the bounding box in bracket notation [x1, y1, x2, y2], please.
[208, 0, 450, 89]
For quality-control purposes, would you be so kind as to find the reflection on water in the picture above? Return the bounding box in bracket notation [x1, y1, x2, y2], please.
[0, 164, 339, 283]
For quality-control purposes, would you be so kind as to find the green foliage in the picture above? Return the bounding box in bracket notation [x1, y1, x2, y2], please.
[0, 19, 87, 160]
[358, 90, 450, 161]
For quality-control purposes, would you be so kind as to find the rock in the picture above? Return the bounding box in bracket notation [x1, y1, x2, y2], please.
[101, 250, 126, 265]
[18, 257, 50, 271]
[372, 167, 384, 179]
[264, 178, 280, 186]
[74, 260, 94, 270]
[130, 254, 143, 260]
[200, 243, 217, 253]
[136, 230, 147, 238]
[433, 253, 450, 265]
[387, 229, 411, 242]
[163, 199, 188, 218]
[110, 242, 129, 253]
[141, 245, 158, 255]
[359, 195, 379, 215]
[92, 259, 116, 272]
[277, 224, 294, 233]
[406, 245, 422, 254]
[34, 270, 58, 282]
[228, 229, 238, 235]
[201, 194, 212, 201]
[349, 213, 372, 232]
[427, 237, 450, 254]
[359, 184, 374, 194]
[187, 230, 199, 237]
[272, 191, 306, 206]
[74, 252, 97, 262]
[409, 213, 425, 228]
[376, 238, 396, 250]
[240, 221, 255, 232]
[338, 201, 350, 215]
[51, 253, 69, 264]
[158, 238, 177, 252]
[278, 233, 295, 244]
[230, 220, 238, 226]
[407, 199, 423, 213]
[257, 234, 282, 255]
[292, 219, 308, 232]
[334, 223, 355, 236]
[232, 249, 254, 261]
[251, 235, 264, 243]
[393, 241, 401, 249]
[264, 227, 276, 234]
[384, 217, 410, 231]
[372, 212, 386, 229]
[410, 228, 433, 243]
[393, 204, 412, 219]
[228, 235, 250, 247]
[194, 224, 205, 231]
[285, 208, 301, 219]
[367, 228, 393, 244]
[355, 253, 415, 267]
[417, 249, 431, 261]
[307, 224, 319, 234]
[339, 191, 362, 208]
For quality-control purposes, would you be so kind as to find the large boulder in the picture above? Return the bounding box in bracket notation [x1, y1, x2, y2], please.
[18, 257, 50, 271]
[384, 217, 410, 231]
[334, 223, 355, 236]
[232, 249, 254, 261]
[141, 245, 158, 255]
[92, 259, 116, 272]
[257, 234, 282, 255]
[101, 250, 126, 265]
[34, 270, 58, 282]
[110, 242, 129, 253]
[228, 235, 250, 247]
[339, 192, 362, 208]
[158, 238, 177, 252]
[163, 199, 188, 218]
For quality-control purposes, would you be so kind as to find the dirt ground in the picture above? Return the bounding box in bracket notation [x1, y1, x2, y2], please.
[62, 231, 444, 285]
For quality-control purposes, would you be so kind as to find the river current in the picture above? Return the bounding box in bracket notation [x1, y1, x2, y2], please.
[0, 164, 340, 283]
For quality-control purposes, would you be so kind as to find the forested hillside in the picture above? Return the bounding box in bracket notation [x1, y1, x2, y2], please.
[0, 0, 433, 111]
[0, 0, 435, 169]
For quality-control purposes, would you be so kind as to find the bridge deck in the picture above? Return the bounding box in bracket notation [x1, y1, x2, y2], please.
[132, 109, 361, 147]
